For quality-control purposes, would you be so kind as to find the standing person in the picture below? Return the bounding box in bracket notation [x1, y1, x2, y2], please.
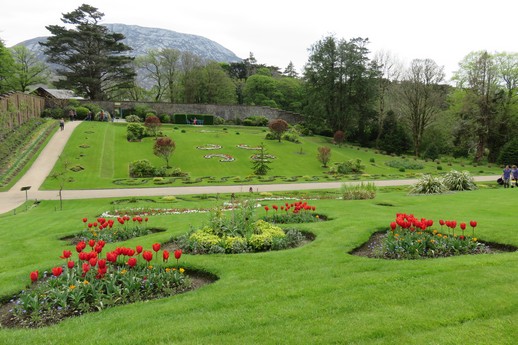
[68, 109, 74, 122]
[502, 165, 512, 188]
[59, 118, 65, 131]
[512, 165, 518, 188]
[99, 110, 105, 122]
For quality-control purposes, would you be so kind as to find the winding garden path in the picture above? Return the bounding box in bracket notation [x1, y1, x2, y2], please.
[0, 121, 500, 215]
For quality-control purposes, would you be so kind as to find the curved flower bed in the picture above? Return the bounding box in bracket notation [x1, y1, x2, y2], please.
[204, 154, 235, 162]
[3, 241, 193, 328]
[250, 154, 276, 161]
[237, 144, 261, 150]
[196, 144, 222, 150]
[353, 213, 496, 259]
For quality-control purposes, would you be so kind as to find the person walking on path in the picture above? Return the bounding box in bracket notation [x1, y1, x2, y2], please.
[502, 165, 512, 188]
[59, 118, 65, 131]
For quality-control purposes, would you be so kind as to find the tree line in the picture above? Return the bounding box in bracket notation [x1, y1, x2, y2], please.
[0, 4, 517, 164]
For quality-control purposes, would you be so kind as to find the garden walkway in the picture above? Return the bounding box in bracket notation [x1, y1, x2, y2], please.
[0, 121, 500, 215]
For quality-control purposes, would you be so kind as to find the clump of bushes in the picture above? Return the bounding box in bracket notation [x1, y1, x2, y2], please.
[329, 159, 365, 174]
[174, 199, 307, 254]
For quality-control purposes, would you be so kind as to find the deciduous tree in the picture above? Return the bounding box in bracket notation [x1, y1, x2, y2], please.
[7, 46, 50, 92]
[268, 119, 289, 142]
[153, 137, 176, 168]
[317, 146, 331, 167]
[399, 58, 446, 157]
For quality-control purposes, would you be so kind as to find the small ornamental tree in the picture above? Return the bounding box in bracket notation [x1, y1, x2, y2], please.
[317, 146, 331, 168]
[145, 115, 161, 138]
[153, 137, 176, 168]
[333, 130, 345, 147]
[252, 144, 272, 175]
[268, 119, 289, 142]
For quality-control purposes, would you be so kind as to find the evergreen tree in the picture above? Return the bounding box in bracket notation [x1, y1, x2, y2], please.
[40, 4, 135, 100]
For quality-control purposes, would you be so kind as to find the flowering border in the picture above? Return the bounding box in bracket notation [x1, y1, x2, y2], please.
[196, 144, 222, 150]
[204, 154, 235, 162]
[250, 154, 276, 161]
[237, 144, 261, 150]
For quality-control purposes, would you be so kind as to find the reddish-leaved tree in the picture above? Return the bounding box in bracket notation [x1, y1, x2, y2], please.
[317, 146, 331, 168]
[145, 115, 162, 138]
[153, 137, 176, 168]
[334, 130, 345, 147]
[268, 119, 289, 142]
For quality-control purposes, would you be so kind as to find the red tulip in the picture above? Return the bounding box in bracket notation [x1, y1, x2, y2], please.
[106, 252, 118, 263]
[470, 220, 477, 228]
[264, 206, 269, 212]
[460, 222, 466, 231]
[136, 245, 143, 254]
[142, 250, 153, 262]
[89, 257, 98, 267]
[52, 266, 63, 277]
[174, 249, 182, 260]
[76, 241, 86, 253]
[163, 250, 170, 262]
[439, 219, 445, 226]
[82, 218, 88, 223]
[144, 217, 149, 222]
[88, 223, 93, 228]
[67, 260, 75, 269]
[82, 262, 90, 274]
[88, 239, 96, 248]
[152, 243, 161, 252]
[60, 250, 72, 259]
[30, 270, 38, 283]
[273, 205, 278, 211]
[127, 257, 137, 268]
[97, 259, 106, 269]
[459, 235, 466, 240]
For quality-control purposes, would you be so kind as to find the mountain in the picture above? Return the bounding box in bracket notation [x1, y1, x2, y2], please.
[14, 23, 242, 65]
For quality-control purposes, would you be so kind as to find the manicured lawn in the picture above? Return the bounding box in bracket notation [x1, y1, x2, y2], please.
[39, 122, 501, 190]
[0, 186, 517, 344]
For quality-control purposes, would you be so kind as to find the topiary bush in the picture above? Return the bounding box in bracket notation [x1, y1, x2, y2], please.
[127, 123, 146, 141]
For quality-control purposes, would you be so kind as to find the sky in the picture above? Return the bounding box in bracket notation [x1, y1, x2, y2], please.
[1, 0, 517, 81]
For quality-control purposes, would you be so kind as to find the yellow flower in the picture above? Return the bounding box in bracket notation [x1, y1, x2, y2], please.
[430, 240, 436, 244]
[69, 285, 76, 290]
[148, 265, 153, 269]
[172, 268, 177, 271]
[417, 240, 422, 243]
[437, 234, 442, 238]
[165, 268, 171, 273]
[120, 269, 127, 275]
[433, 230, 438, 234]
[472, 237, 477, 242]
[443, 235, 448, 239]
[83, 280, 89, 285]
[315, 215, 319, 219]
[179, 268, 185, 273]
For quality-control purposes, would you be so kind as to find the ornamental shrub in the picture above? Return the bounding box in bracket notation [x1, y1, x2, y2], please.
[129, 159, 165, 177]
[127, 123, 146, 141]
[125, 115, 141, 123]
[442, 170, 477, 191]
[341, 182, 377, 200]
[497, 138, 518, 165]
[330, 159, 365, 174]
[409, 174, 447, 194]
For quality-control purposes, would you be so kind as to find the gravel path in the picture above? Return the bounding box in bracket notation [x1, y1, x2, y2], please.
[0, 121, 499, 215]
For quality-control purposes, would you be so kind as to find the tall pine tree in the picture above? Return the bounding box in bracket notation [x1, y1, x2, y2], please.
[40, 4, 135, 100]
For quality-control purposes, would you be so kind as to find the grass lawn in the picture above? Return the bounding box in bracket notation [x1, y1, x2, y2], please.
[0, 185, 517, 344]
[39, 122, 501, 190]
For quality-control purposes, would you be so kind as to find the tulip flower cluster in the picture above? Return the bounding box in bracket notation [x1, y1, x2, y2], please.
[80, 216, 151, 242]
[263, 201, 321, 224]
[15, 241, 188, 327]
[381, 213, 486, 259]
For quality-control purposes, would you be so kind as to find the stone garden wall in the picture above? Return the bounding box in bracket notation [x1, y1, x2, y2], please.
[79, 101, 303, 124]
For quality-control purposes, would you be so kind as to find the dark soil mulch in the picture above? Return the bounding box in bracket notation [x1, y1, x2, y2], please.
[350, 231, 518, 258]
[0, 269, 217, 329]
